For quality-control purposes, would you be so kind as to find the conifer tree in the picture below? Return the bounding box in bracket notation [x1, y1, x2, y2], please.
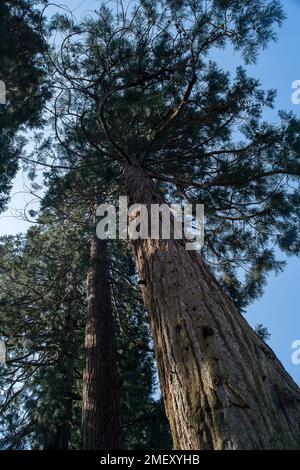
[0, 170, 171, 449]
[45, 0, 300, 449]
[0, 0, 49, 211]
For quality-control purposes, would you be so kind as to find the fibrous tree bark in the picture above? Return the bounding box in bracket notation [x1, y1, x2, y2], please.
[82, 236, 122, 450]
[124, 162, 300, 450]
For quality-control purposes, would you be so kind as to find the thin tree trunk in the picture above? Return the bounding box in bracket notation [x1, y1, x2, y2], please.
[82, 236, 122, 450]
[46, 284, 75, 450]
[124, 162, 300, 450]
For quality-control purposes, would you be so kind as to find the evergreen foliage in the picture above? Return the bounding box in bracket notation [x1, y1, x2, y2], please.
[0, 0, 49, 211]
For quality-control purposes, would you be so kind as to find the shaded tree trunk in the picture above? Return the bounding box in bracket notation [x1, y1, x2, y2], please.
[82, 237, 122, 449]
[46, 284, 76, 450]
[124, 162, 300, 450]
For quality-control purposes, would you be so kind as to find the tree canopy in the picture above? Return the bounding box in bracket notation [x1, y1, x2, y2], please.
[0, 0, 49, 211]
[43, 0, 300, 307]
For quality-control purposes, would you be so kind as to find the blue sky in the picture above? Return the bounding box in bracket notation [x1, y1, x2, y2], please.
[0, 0, 300, 384]
[208, 0, 300, 384]
[238, 0, 300, 385]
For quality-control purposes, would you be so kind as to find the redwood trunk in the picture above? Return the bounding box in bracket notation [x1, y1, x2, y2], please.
[82, 237, 122, 449]
[124, 162, 300, 450]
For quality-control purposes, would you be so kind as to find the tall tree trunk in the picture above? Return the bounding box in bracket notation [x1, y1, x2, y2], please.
[46, 282, 76, 450]
[124, 162, 300, 450]
[82, 237, 122, 450]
